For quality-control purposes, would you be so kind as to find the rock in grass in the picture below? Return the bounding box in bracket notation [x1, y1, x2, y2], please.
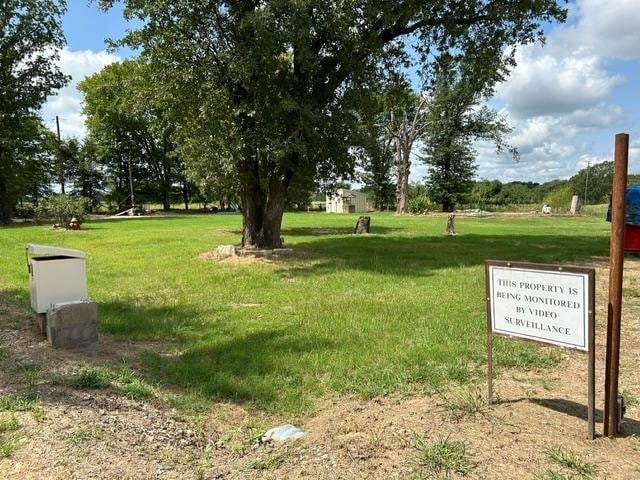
[216, 245, 237, 257]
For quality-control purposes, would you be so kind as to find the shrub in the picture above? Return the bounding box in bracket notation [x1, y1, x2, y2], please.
[35, 195, 90, 227]
[408, 195, 436, 214]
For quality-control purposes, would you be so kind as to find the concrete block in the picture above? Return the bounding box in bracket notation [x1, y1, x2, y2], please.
[216, 245, 237, 256]
[46, 300, 98, 354]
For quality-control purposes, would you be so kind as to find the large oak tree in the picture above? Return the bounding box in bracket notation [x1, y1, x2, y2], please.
[102, 0, 566, 247]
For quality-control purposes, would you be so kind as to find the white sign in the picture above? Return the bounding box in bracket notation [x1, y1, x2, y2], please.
[488, 265, 591, 351]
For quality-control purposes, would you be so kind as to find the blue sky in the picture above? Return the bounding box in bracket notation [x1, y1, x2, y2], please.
[43, 0, 640, 184]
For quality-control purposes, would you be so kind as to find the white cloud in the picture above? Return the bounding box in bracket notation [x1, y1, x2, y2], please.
[41, 48, 120, 139]
[497, 49, 622, 117]
[474, 0, 640, 183]
[557, 0, 640, 59]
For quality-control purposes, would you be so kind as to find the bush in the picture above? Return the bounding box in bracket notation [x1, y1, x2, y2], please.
[35, 195, 90, 227]
[408, 195, 437, 214]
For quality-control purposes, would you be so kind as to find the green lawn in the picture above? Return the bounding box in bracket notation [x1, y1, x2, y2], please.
[0, 213, 610, 414]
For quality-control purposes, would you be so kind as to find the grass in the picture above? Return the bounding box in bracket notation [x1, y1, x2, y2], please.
[120, 378, 154, 400]
[67, 367, 113, 389]
[64, 427, 105, 450]
[621, 390, 640, 407]
[17, 360, 42, 389]
[59, 365, 155, 400]
[0, 435, 19, 458]
[441, 387, 487, 421]
[545, 446, 598, 479]
[244, 453, 287, 471]
[0, 392, 40, 412]
[534, 471, 578, 480]
[0, 416, 21, 458]
[0, 417, 20, 433]
[412, 435, 475, 478]
[0, 212, 611, 414]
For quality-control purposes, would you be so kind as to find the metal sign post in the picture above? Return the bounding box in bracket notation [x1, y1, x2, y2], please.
[486, 261, 596, 440]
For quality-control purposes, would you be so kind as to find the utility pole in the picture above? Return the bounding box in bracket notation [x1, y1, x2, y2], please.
[56, 115, 65, 194]
[584, 161, 590, 207]
[128, 157, 135, 207]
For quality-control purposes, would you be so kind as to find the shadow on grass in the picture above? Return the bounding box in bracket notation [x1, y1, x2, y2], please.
[99, 301, 204, 340]
[0, 287, 34, 329]
[0, 221, 40, 229]
[282, 225, 398, 237]
[139, 326, 337, 408]
[283, 233, 609, 278]
[99, 300, 338, 408]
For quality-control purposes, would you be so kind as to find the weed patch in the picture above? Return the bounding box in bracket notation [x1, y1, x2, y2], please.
[62, 365, 155, 401]
[534, 470, 578, 480]
[441, 387, 488, 421]
[0, 392, 39, 412]
[120, 378, 154, 400]
[621, 390, 640, 407]
[244, 453, 287, 471]
[0, 417, 20, 433]
[64, 427, 105, 449]
[412, 435, 475, 478]
[67, 367, 113, 389]
[545, 446, 598, 478]
[0, 435, 19, 458]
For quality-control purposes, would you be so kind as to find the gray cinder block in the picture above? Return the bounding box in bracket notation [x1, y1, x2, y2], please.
[46, 300, 98, 354]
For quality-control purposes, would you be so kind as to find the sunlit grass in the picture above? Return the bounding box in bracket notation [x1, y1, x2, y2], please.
[0, 212, 610, 414]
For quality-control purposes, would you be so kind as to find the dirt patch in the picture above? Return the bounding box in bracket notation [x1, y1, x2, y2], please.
[199, 247, 318, 265]
[1, 259, 640, 479]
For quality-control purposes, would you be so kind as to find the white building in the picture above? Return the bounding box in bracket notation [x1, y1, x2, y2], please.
[325, 189, 368, 213]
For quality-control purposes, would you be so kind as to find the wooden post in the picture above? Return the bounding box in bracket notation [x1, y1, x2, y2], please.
[445, 214, 456, 235]
[604, 133, 629, 437]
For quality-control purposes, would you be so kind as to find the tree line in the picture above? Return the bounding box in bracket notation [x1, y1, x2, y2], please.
[2, 0, 571, 240]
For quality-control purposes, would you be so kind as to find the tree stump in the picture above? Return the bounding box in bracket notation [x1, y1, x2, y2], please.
[445, 213, 456, 235]
[354, 216, 371, 234]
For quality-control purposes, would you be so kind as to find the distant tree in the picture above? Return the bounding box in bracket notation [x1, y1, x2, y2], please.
[14, 120, 57, 209]
[569, 161, 612, 205]
[55, 138, 81, 194]
[544, 185, 574, 212]
[79, 60, 182, 211]
[0, 0, 68, 223]
[501, 181, 544, 205]
[422, 55, 517, 212]
[68, 139, 105, 211]
[408, 182, 429, 200]
[471, 180, 504, 207]
[382, 84, 429, 214]
[359, 145, 395, 211]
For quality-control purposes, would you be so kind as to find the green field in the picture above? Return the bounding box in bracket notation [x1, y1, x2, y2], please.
[0, 213, 611, 414]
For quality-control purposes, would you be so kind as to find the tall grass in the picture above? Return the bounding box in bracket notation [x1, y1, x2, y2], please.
[0, 213, 610, 413]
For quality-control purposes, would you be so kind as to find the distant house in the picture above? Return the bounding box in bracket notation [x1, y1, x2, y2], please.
[325, 189, 368, 213]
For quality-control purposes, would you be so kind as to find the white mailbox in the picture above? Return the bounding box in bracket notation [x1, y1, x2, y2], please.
[27, 244, 88, 314]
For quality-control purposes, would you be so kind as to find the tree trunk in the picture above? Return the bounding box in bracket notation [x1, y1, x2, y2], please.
[0, 176, 12, 224]
[182, 181, 189, 210]
[161, 186, 170, 211]
[395, 140, 410, 214]
[0, 149, 12, 224]
[239, 160, 288, 249]
[442, 155, 453, 212]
